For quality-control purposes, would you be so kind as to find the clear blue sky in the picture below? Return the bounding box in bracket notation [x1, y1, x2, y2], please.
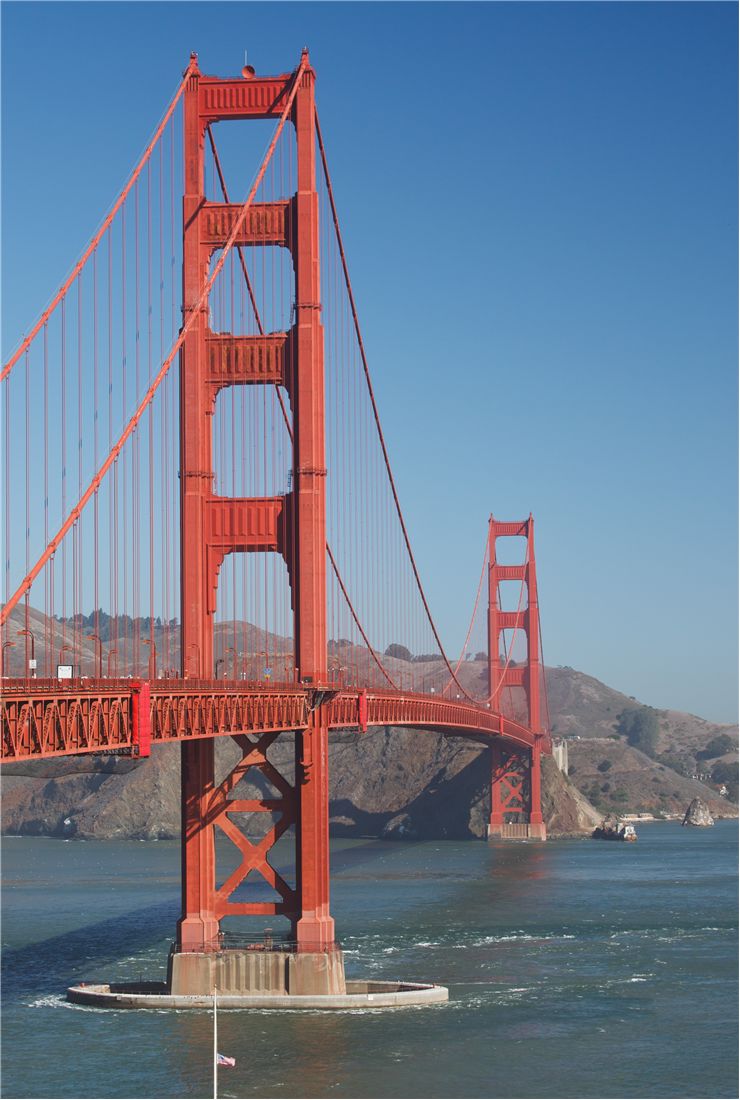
[2, 2, 737, 721]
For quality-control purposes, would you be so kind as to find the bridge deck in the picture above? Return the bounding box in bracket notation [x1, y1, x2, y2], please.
[0, 679, 549, 763]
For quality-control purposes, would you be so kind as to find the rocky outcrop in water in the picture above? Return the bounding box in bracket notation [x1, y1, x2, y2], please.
[592, 815, 623, 840]
[592, 815, 637, 841]
[682, 798, 714, 827]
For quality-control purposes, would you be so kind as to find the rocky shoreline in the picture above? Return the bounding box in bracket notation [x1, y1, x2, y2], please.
[3, 664, 735, 842]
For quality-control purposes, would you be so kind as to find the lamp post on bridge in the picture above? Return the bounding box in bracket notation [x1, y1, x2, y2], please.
[107, 648, 118, 677]
[329, 664, 346, 687]
[225, 647, 238, 680]
[86, 633, 103, 679]
[16, 628, 36, 678]
[253, 650, 269, 682]
[279, 656, 292, 683]
[142, 638, 157, 680]
[2, 640, 16, 677]
[58, 643, 75, 676]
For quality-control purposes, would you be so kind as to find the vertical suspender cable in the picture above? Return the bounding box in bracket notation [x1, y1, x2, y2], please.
[315, 110, 475, 701]
[44, 324, 50, 674]
[93, 250, 99, 664]
[147, 159, 155, 673]
[61, 297, 67, 655]
[2, 59, 197, 385]
[24, 349, 30, 676]
[0, 53, 308, 630]
[134, 179, 140, 672]
[122, 205, 128, 674]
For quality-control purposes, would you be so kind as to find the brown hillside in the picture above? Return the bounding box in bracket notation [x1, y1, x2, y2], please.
[566, 738, 735, 820]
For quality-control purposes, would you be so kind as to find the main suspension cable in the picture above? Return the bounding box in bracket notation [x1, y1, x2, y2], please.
[442, 526, 490, 696]
[205, 122, 396, 690]
[0, 54, 309, 627]
[2, 57, 198, 384]
[315, 107, 475, 702]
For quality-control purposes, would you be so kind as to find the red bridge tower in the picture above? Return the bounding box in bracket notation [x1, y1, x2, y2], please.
[175, 51, 341, 993]
[487, 516, 546, 840]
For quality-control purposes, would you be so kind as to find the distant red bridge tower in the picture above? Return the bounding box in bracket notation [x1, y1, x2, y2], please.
[487, 516, 546, 840]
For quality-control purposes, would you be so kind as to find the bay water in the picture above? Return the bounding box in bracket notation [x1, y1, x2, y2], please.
[1, 821, 737, 1099]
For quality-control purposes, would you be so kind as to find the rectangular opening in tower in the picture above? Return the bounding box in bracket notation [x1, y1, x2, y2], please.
[212, 384, 292, 500]
[497, 578, 530, 613]
[495, 535, 527, 565]
[214, 551, 294, 684]
[207, 245, 295, 340]
[204, 119, 296, 206]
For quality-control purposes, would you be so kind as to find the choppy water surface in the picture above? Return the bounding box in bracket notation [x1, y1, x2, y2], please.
[1, 822, 737, 1099]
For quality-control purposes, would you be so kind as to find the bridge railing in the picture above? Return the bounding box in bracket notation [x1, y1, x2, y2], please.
[1, 679, 549, 762]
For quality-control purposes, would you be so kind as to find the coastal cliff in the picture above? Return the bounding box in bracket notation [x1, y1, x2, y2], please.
[1, 727, 597, 841]
[2, 664, 735, 840]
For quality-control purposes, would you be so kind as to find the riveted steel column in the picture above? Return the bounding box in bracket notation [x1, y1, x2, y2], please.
[488, 741, 505, 838]
[291, 58, 334, 948]
[525, 517, 540, 735]
[529, 737, 546, 839]
[487, 517, 501, 712]
[177, 55, 220, 952]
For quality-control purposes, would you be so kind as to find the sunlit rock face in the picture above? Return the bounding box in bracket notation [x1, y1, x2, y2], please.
[682, 798, 714, 827]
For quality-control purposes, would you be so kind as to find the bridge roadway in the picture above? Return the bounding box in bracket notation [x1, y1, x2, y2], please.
[0, 678, 550, 763]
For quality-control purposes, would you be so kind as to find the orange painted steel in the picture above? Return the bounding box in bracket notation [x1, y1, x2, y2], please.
[1, 51, 553, 958]
[177, 49, 338, 951]
[1, 683, 133, 760]
[208, 732, 299, 924]
[0, 681, 549, 763]
[0, 57, 304, 632]
[489, 742, 527, 825]
[315, 111, 474, 703]
[0, 58, 198, 386]
[487, 515, 546, 834]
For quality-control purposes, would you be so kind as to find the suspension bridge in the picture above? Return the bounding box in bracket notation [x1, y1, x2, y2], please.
[1, 51, 552, 999]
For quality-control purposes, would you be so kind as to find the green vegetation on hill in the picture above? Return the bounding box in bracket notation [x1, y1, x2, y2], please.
[697, 734, 735, 760]
[617, 706, 660, 757]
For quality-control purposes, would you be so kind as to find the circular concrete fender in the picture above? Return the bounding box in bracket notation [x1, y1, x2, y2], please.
[67, 979, 449, 1011]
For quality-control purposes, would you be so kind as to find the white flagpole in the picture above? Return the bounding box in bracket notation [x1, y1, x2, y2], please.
[213, 986, 218, 1100]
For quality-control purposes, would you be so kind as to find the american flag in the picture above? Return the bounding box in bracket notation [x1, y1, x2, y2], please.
[217, 1054, 236, 1068]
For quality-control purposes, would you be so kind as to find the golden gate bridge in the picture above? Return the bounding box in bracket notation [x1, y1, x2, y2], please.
[1, 50, 551, 999]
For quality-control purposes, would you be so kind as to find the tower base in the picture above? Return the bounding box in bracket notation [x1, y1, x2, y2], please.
[487, 822, 547, 841]
[168, 946, 346, 997]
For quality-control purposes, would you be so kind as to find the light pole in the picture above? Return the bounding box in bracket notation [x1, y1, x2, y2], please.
[107, 648, 118, 677]
[58, 643, 75, 675]
[86, 633, 103, 679]
[16, 628, 36, 677]
[2, 640, 16, 677]
[142, 638, 157, 679]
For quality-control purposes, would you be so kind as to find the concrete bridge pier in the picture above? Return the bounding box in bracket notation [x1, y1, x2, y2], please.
[488, 740, 547, 841]
[168, 945, 346, 997]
